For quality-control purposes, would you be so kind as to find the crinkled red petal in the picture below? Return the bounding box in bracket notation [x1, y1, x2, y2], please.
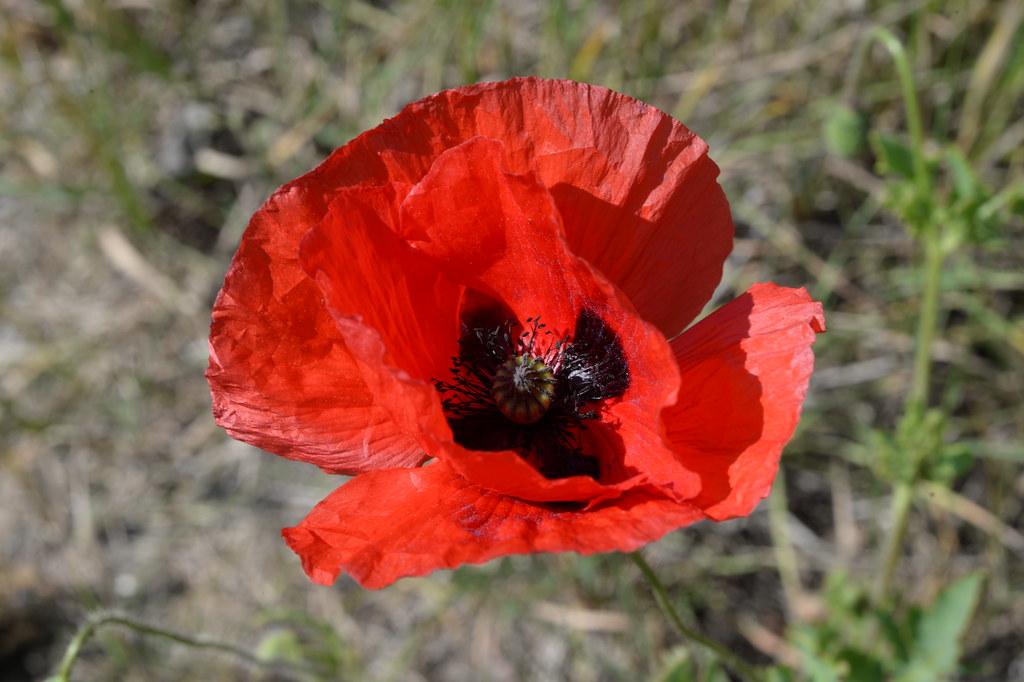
[282, 461, 704, 588]
[663, 283, 825, 519]
[297, 78, 732, 336]
[208, 185, 433, 474]
[300, 183, 461, 385]
[208, 78, 731, 480]
[399, 137, 701, 502]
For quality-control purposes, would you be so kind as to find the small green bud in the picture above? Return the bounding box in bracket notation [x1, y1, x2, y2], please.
[824, 104, 869, 158]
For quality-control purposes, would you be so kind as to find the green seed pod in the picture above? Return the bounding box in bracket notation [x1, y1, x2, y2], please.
[492, 354, 556, 424]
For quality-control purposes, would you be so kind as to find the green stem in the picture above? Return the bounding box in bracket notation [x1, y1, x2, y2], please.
[876, 238, 945, 602]
[846, 23, 946, 607]
[630, 552, 765, 682]
[876, 482, 915, 601]
[907, 238, 944, 414]
[51, 610, 308, 681]
[866, 26, 930, 199]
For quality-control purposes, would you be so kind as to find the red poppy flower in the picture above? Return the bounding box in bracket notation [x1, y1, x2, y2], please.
[207, 78, 825, 588]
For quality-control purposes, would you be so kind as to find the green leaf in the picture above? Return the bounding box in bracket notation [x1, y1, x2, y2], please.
[925, 446, 974, 485]
[255, 629, 305, 665]
[765, 667, 796, 682]
[651, 646, 697, 682]
[837, 648, 886, 682]
[791, 628, 844, 682]
[255, 609, 357, 677]
[871, 132, 916, 179]
[945, 147, 981, 203]
[876, 608, 913, 662]
[895, 573, 984, 681]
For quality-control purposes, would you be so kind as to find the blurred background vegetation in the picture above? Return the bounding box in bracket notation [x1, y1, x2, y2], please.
[1, 1, 1022, 680]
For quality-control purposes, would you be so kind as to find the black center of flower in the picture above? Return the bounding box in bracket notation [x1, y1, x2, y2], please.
[435, 309, 629, 480]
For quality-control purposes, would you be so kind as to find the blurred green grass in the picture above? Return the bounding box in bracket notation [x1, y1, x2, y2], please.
[1, 1, 1022, 680]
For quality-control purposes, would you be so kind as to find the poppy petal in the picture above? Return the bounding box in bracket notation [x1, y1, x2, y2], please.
[662, 283, 825, 519]
[282, 461, 703, 588]
[294, 78, 731, 336]
[399, 136, 580, 332]
[300, 184, 461, 384]
[207, 185, 443, 475]
[399, 137, 700, 501]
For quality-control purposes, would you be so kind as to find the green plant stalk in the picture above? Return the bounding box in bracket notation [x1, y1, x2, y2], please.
[51, 610, 308, 682]
[846, 27, 931, 201]
[630, 552, 765, 682]
[876, 482, 915, 601]
[846, 25, 946, 603]
[867, 26, 931, 200]
[908, 238, 944, 413]
[876, 238, 945, 601]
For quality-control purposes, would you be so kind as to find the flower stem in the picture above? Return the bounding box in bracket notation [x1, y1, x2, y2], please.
[51, 610, 309, 681]
[630, 552, 765, 682]
[907, 238, 944, 415]
[876, 238, 945, 601]
[847, 26, 945, 604]
[876, 482, 915, 601]
[865, 26, 930, 198]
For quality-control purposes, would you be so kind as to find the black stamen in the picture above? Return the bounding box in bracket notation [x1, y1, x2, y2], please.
[558, 309, 630, 419]
[435, 307, 630, 481]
